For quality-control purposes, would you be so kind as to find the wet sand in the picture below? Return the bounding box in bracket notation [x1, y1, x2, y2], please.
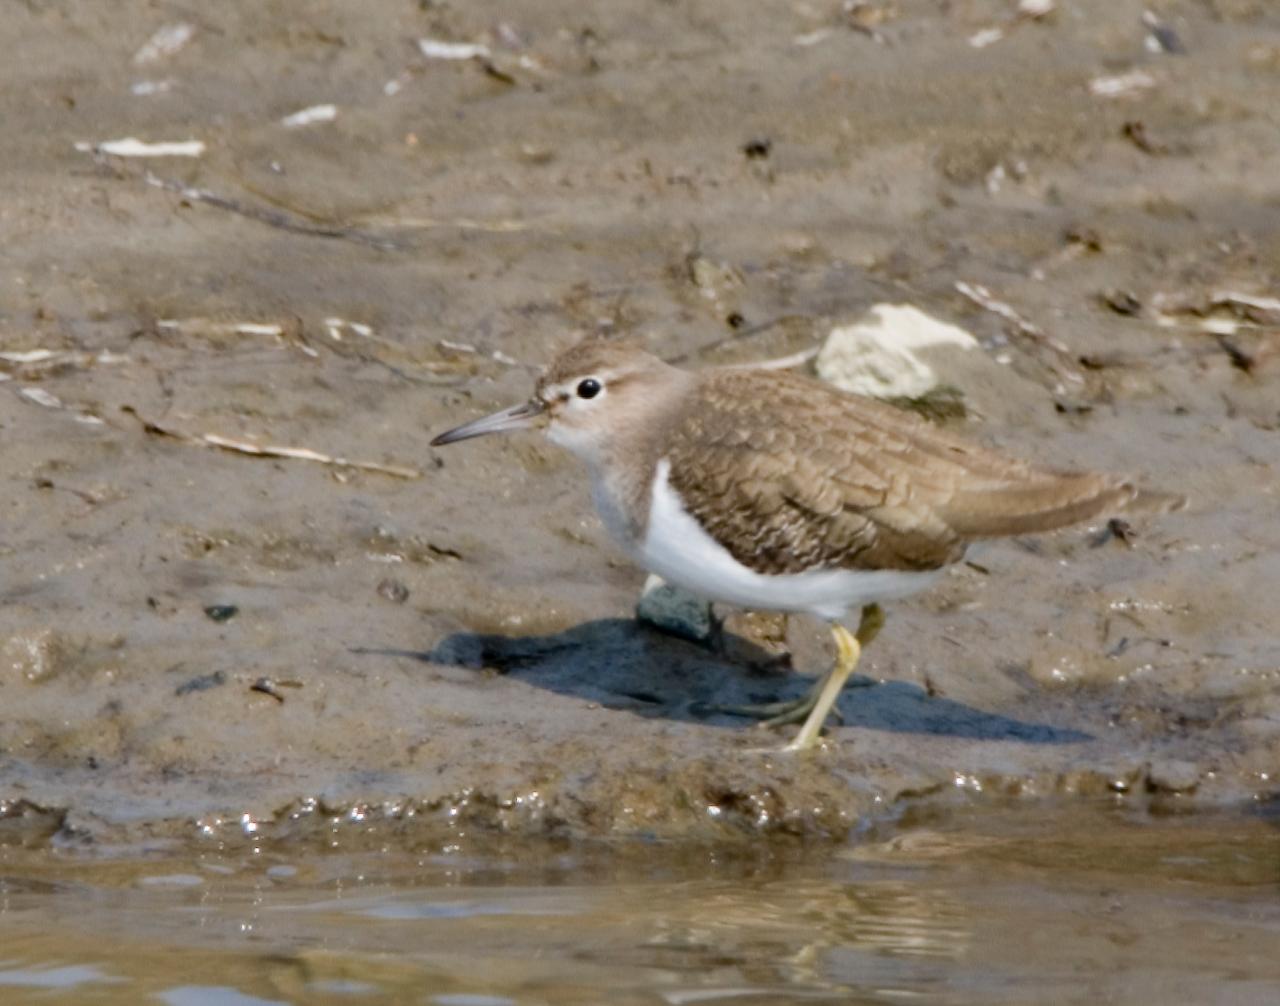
[2, 0, 1279, 849]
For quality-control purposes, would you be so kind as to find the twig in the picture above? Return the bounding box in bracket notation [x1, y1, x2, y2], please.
[123, 407, 421, 479]
[144, 172, 404, 251]
[721, 347, 819, 371]
[955, 280, 1085, 386]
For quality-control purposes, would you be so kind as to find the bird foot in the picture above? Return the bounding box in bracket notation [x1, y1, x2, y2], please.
[709, 695, 820, 727]
[706, 687, 852, 728]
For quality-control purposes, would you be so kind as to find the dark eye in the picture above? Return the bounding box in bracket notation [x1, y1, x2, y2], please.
[576, 378, 602, 399]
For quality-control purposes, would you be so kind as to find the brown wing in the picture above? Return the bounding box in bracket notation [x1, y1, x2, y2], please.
[664, 368, 1143, 575]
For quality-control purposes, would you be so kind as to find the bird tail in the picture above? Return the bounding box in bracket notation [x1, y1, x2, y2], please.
[941, 475, 1185, 539]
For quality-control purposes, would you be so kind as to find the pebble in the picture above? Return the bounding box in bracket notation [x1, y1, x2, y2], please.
[816, 304, 978, 400]
[1146, 759, 1201, 793]
[635, 575, 714, 643]
[377, 578, 410, 603]
[2, 629, 64, 684]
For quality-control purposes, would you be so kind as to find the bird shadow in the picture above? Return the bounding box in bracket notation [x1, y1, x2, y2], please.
[356, 618, 1091, 744]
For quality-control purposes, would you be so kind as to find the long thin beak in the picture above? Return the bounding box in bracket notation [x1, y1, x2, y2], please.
[430, 399, 545, 446]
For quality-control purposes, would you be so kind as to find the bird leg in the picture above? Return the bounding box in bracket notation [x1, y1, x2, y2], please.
[712, 604, 884, 747]
[783, 604, 883, 751]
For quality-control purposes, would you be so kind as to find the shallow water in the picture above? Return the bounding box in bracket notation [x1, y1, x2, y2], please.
[2, 805, 1277, 1006]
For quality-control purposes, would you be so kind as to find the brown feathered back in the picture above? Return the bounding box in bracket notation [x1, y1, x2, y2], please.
[664, 367, 1175, 575]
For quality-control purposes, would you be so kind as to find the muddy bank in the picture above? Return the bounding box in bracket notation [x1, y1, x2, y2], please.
[1, 0, 1279, 847]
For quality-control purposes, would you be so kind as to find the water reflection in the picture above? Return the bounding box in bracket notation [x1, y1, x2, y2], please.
[0, 962, 123, 989]
[159, 989, 287, 1006]
[0, 809, 1276, 1005]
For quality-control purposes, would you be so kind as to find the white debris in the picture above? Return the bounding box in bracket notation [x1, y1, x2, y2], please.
[1142, 10, 1186, 55]
[233, 323, 285, 337]
[969, 1, 1053, 48]
[74, 137, 205, 158]
[1151, 290, 1280, 334]
[1214, 291, 1280, 315]
[323, 318, 374, 341]
[133, 23, 195, 65]
[281, 104, 337, 128]
[816, 304, 978, 399]
[418, 38, 491, 60]
[383, 72, 413, 96]
[793, 29, 834, 47]
[1167, 316, 1240, 336]
[157, 319, 286, 339]
[636, 575, 714, 644]
[130, 79, 174, 96]
[969, 28, 1005, 48]
[18, 387, 63, 409]
[0, 350, 57, 363]
[1089, 70, 1156, 98]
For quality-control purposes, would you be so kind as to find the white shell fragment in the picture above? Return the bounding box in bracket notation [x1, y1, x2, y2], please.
[74, 138, 205, 157]
[1089, 70, 1156, 98]
[969, 28, 1005, 48]
[130, 79, 174, 97]
[418, 38, 491, 60]
[816, 304, 978, 399]
[969, 1, 1054, 48]
[133, 23, 195, 65]
[324, 318, 374, 341]
[0, 350, 58, 364]
[280, 104, 337, 128]
[156, 319, 284, 338]
[793, 29, 834, 47]
[18, 387, 64, 408]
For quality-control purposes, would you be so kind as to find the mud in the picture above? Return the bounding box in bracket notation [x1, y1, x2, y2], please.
[1, 1, 1279, 848]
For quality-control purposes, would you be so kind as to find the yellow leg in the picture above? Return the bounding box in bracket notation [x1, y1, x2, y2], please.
[783, 604, 884, 753]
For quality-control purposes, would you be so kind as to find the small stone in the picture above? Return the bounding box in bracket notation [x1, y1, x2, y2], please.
[1103, 289, 1143, 315]
[377, 578, 410, 603]
[517, 143, 554, 165]
[2, 629, 64, 683]
[203, 604, 238, 623]
[719, 610, 791, 669]
[816, 304, 978, 400]
[636, 575, 714, 643]
[1146, 759, 1201, 794]
[137, 873, 204, 888]
[175, 670, 226, 696]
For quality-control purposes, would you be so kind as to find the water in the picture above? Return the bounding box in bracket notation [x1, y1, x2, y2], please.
[1, 804, 1277, 1005]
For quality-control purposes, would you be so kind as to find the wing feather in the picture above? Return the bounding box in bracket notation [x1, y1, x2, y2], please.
[664, 368, 1142, 575]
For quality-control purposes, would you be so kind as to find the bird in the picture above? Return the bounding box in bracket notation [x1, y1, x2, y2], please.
[431, 339, 1181, 751]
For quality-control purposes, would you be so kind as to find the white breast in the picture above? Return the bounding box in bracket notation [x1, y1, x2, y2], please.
[626, 459, 939, 622]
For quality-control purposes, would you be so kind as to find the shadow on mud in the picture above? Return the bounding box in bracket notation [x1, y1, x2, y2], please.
[357, 619, 1091, 744]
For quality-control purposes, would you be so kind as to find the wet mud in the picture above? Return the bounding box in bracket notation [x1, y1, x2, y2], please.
[1, 1, 1279, 848]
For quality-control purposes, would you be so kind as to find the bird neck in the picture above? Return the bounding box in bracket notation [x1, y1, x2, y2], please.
[587, 367, 697, 545]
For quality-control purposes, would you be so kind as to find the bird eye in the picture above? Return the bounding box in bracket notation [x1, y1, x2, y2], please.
[576, 378, 602, 400]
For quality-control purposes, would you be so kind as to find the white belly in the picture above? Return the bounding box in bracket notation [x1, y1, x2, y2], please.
[612, 459, 939, 622]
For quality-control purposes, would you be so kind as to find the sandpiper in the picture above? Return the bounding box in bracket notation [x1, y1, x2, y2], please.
[432, 339, 1179, 751]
